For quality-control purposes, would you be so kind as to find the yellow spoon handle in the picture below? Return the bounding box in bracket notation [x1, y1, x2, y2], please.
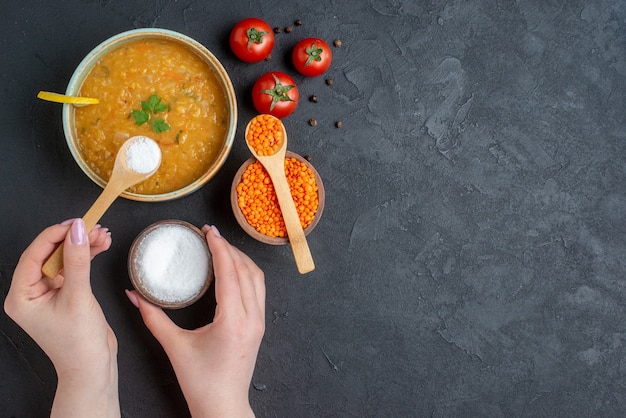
[37, 91, 99, 107]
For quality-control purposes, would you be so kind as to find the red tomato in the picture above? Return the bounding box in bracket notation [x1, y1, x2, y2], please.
[229, 18, 274, 62]
[292, 38, 332, 76]
[252, 72, 299, 118]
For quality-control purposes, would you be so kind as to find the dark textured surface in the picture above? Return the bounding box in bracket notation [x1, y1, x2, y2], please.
[1, 1, 626, 417]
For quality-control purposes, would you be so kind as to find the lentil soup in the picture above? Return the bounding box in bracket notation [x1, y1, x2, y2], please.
[75, 38, 230, 194]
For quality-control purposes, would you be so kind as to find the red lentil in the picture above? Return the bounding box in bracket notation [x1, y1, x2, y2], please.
[246, 114, 284, 156]
[236, 158, 319, 238]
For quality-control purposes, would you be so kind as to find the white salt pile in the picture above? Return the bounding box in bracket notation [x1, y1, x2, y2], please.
[134, 223, 210, 304]
[125, 136, 161, 174]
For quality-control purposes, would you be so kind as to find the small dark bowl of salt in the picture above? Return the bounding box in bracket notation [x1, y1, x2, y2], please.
[128, 220, 213, 309]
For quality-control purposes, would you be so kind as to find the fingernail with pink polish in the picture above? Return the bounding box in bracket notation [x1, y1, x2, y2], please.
[70, 219, 87, 245]
[211, 225, 221, 238]
[61, 218, 78, 226]
[125, 289, 139, 308]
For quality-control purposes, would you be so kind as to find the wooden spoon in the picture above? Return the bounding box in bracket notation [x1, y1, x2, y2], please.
[42, 136, 162, 279]
[245, 116, 315, 274]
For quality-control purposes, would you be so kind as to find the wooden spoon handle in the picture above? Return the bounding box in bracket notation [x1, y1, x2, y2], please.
[41, 181, 123, 279]
[41, 243, 66, 280]
[268, 167, 315, 274]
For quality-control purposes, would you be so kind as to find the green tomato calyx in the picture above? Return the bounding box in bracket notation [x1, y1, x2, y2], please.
[260, 74, 296, 111]
[246, 27, 269, 50]
[305, 41, 324, 67]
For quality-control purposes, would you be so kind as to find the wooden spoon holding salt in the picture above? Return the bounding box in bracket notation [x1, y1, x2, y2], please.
[42, 136, 162, 279]
[245, 115, 315, 274]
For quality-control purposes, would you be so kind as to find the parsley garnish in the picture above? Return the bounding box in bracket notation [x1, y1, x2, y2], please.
[142, 94, 168, 113]
[132, 94, 170, 133]
[152, 119, 170, 133]
[131, 109, 150, 125]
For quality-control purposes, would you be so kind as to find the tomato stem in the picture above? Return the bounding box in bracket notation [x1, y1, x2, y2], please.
[246, 27, 269, 50]
[260, 74, 296, 111]
[305, 41, 324, 67]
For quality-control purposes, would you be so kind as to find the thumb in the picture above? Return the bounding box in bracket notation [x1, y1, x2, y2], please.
[61, 219, 92, 295]
[125, 290, 182, 351]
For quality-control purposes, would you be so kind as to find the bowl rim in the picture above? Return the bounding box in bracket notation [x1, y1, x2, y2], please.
[128, 219, 214, 309]
[63, 28, 238, 202]
[230, 151, 325, 245]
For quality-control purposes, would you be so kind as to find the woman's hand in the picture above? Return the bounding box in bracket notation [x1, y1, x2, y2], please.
[4, 219, 119, 418]
[126, 225, 265, 418]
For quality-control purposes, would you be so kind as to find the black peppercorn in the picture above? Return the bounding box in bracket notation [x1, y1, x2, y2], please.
[285, 26, 293, 33]
[295, 19, 302, 26]
[273, 27, 282, 34]
[308, 119, 317, 126]
[309, 95, 318, 103]
[335, 121, 343, 128]
[333, 39, 342, 47]
[325, 78, 334, 85]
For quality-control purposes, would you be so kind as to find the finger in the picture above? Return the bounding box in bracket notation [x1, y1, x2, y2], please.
[12, 223, 72, 289]
[204, 226, 244, 315]
[5, 223, 72, 319]
[205, 226, 265, 319]
[59, 219, 92, 296]
[89, 227, 112, 259]
[88, 225, 106, 246]
[126, 290, 183, 352]
[227, 244, 265, 318]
